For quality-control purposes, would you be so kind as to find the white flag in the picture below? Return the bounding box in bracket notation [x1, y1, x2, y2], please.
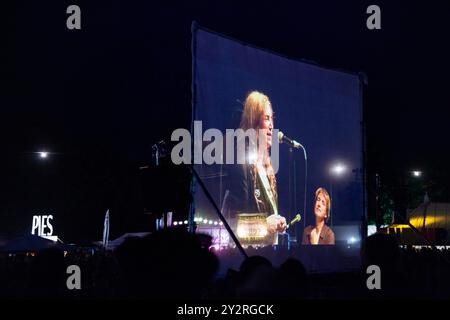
[102, 209, 110, 248]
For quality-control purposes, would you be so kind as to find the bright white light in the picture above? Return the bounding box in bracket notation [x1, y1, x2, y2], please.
[219, 221, 223, 226]
[412, 170, 422, 177]
[39, 152, 48, 159]
[173, 221, 178, 226]
[194, 217, 198, 222]
[203, 219, 208, 224]
[184, 220, 188, 225]
[348, 237, 357, 244]
[209, 244, 220, 252]
[331, 163, 346, 176]
[367, 225, 377, 236]
[248, 152, 257, 164]
[208, 220, 213, 225]
[214, 221, 218, 226]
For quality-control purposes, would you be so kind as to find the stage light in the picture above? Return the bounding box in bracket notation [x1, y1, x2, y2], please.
[39, 151, 48, 159]
[331, 163, 347, 176]
[203, 219, 208, 224]
[412, 170, 422, 177]
[347, 236, 359, 245]
[173, 221, 178, 226]
[219, 221, 223, 226]
[214, 221, 218, 225]
[184, 220, 188, 225]
[208, 220, 213, 225]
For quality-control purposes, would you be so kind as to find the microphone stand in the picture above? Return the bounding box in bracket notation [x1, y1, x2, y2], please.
[288, 147, 298, 241]
[285, 143, 308, 241]
[300, 146, 307, 231]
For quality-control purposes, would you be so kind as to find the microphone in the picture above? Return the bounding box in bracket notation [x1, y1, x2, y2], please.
[278, 131, 303, 149]
[286, 214, 301, 229]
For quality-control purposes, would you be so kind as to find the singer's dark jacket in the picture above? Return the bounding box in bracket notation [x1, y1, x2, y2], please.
[223, 163, 276, 219]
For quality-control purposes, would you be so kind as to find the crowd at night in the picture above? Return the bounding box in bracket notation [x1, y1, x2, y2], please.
[1, 229, 450, 300]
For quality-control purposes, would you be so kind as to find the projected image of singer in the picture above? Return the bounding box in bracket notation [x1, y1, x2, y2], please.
[302, 188, 335, 245]
[225, 91, 287, 237]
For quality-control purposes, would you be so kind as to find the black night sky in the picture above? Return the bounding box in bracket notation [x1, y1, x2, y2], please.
[2, 0, 450, 242]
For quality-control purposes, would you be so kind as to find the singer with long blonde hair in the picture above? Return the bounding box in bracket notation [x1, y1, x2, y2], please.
[226, 90, 286, 234]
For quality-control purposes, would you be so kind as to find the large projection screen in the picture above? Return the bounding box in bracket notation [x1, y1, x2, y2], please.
[191, 24, 364, 272]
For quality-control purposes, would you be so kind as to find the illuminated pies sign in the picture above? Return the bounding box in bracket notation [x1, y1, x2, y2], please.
[31, 215, 58, 241]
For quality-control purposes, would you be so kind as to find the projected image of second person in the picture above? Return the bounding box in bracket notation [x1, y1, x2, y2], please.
[302, 187, 335, 245]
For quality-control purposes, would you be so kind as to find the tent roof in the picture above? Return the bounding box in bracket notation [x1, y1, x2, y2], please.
[409, 202, 450, 230]
[0, 234, 74, 253]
